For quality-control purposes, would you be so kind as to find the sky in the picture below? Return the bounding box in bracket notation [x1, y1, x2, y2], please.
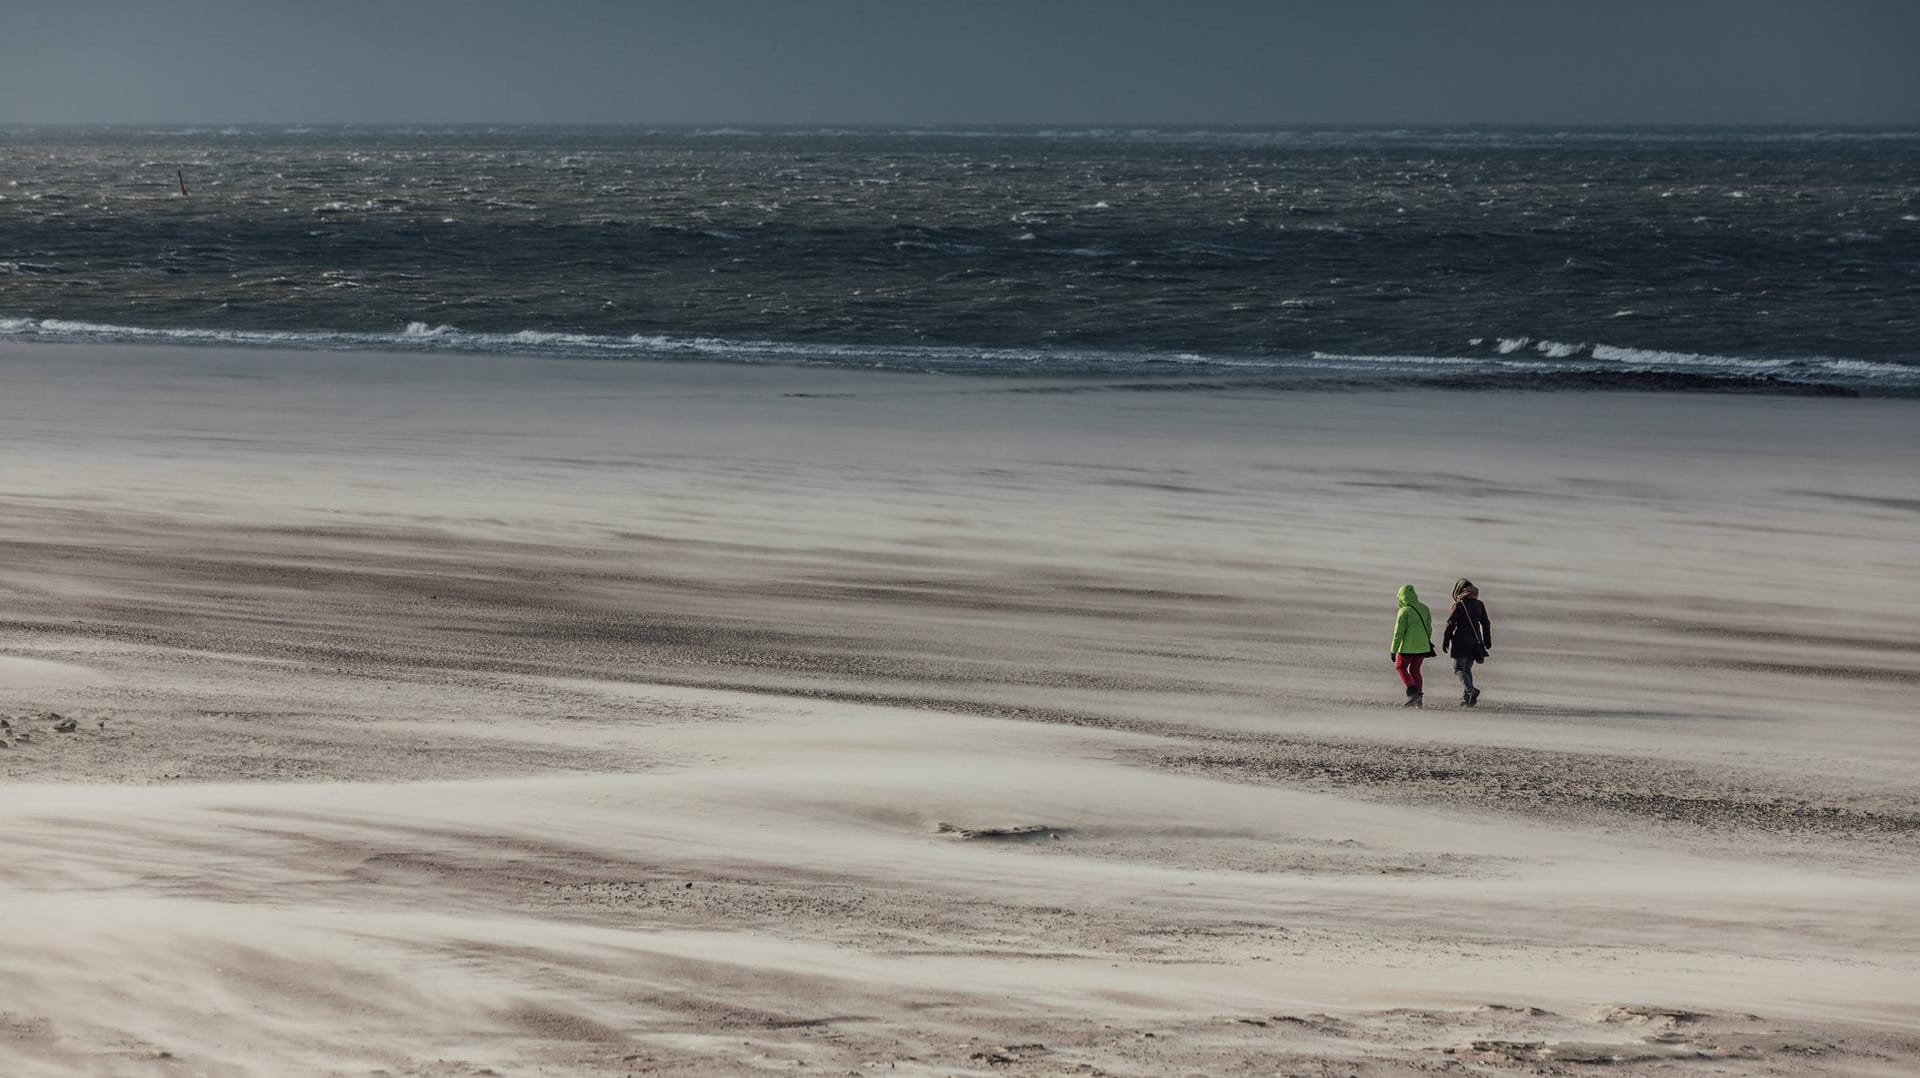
[2, 0, 1916, 126]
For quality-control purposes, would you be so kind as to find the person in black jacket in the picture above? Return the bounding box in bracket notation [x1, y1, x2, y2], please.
[1441, 577, 1493, 707]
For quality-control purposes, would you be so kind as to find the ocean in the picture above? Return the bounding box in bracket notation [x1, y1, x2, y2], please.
[2, 125, 1916, 394]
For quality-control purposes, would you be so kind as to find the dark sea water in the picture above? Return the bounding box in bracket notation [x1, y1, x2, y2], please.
[3, 125, 1917, 394]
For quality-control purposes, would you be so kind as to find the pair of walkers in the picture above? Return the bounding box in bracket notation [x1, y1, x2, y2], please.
[1389, 579, 1492, 708]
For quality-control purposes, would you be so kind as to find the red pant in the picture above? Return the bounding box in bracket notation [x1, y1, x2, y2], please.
[1394, 653, 1425, 692]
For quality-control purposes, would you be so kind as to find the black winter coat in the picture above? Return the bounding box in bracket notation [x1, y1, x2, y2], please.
[1442, 597, 1492, 662]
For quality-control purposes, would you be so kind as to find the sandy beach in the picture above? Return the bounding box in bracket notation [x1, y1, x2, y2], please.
[1, 340, 1917, 1076]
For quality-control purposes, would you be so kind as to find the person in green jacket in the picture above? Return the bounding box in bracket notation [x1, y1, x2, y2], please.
[1390, 583, 1436, 708]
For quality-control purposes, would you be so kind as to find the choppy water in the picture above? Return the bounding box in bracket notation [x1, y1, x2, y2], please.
[3, 125, 1917, 393]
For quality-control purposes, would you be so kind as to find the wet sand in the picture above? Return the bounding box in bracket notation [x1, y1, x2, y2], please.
[2, 341, 1917, 1076]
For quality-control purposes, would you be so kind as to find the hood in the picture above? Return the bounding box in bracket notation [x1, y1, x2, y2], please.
[1397, 584, 1420, 607]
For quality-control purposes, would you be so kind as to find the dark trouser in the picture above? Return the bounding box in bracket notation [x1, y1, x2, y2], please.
[1454, 655, 1477, 694]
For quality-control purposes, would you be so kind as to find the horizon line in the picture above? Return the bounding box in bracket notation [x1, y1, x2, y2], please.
[6, 119, 1920, 130]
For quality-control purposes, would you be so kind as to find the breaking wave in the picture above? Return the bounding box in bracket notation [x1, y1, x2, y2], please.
[2, 315, 1914, 395]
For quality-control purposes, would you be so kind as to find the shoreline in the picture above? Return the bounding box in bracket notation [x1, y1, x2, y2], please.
[5, 325, 1913, 397]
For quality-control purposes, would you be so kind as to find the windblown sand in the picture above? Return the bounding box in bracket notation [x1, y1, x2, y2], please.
[1, 342, 1916, 1076]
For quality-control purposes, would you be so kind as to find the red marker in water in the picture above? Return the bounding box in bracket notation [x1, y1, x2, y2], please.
[178, 169, 189, 197]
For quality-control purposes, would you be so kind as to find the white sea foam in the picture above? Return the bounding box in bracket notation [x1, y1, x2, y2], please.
[1309, 351, 1552, 370]
[1, 315, 1913, 389]
[1819, 358, 1916, 377]
[1589, 343, 1789, 369]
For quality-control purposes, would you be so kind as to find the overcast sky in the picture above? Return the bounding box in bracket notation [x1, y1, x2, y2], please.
[2, 0, 1916, 126]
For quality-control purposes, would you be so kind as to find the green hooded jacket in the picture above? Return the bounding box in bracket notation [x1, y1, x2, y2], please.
[1391, 584, 1434, 656]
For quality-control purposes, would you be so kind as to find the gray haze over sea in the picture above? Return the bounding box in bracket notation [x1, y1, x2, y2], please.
[3, 125, 1917, 394]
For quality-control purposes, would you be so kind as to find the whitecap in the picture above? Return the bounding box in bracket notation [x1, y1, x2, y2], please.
[1590, 344, 1790, 370]
[1, 315, 1913, 390]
